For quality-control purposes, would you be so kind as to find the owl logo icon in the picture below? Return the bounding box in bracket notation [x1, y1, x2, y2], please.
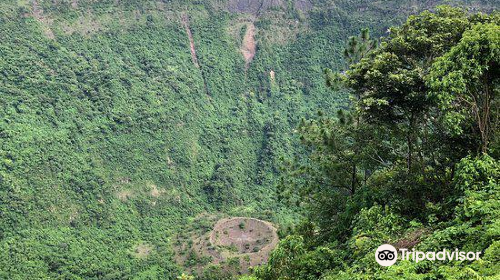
[375, 244, 398, 266]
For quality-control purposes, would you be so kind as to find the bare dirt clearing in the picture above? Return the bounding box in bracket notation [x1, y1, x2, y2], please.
[211, 217, 277, 256]
[181, 14, 200, 68]
[241, 22, 257, 68]
[31, 0, 55, 39]
[174, 216, 279, 274]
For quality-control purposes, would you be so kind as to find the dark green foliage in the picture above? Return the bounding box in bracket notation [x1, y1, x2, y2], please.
[256, 6, 500, 280]
[429, 22, 500, 153]
[343, 28, 377, 65]
[196, 265, 232, 280]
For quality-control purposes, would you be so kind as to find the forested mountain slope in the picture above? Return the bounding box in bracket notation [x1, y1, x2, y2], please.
[0, 0, 496, 279]
[249, 6, 499, 280]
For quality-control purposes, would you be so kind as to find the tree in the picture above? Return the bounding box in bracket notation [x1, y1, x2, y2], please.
[346, 6, 476, 171]
[429, 23, 500, 153]
[343, 28, 377, 66]
[203, 162, 240, 210]
[325, 28, 377, 91]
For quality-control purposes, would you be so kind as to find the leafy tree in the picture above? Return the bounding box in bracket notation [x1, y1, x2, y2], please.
[429, 22, 500, 153]
[346, 6, 476, 171]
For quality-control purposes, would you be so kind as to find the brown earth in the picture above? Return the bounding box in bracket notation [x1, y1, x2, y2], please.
[61, 12, 103, 36]
[150, 184, 164, 198]
[32, 0, 55, 39]
[113, 177, 134, 201]
[174, 216, 279, 275]
[241, 22, 257, 68]
[181, 14, 200, 68]
[116, 190, 133, 201]
[211, 217, 278, 256]
[394, 228, 427, 249]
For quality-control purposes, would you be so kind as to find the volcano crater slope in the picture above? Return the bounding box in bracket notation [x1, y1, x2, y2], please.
[210, 217, 278, 256]
[174, 216, 279, 274]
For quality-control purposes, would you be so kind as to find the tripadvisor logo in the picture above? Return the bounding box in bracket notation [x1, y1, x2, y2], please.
[375, 244, 398, 266]
[375, 244, 482, 266]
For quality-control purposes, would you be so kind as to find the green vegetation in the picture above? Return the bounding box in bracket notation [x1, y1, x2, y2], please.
[0, 0, 497, 279]
[252, 6, 499, 280]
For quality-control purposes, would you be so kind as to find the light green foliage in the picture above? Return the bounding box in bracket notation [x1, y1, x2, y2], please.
[254, 235, 343, 280]
[429, 22, 500, 153]
[421, 155, 499, 252]
[260, 156, 499, 279]
[178, 273, 195, 280]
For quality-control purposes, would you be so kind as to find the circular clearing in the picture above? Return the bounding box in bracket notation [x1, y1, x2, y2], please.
[210, 217, 279, 256]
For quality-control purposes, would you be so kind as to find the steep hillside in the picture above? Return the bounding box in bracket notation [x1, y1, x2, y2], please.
[0, 0, 496, 279]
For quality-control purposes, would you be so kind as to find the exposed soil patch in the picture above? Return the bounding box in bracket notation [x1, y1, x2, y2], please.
[32, 0, 55, 39]
[394, 228, 427, 249]
[134, 242, 153, 258]
[150, 184, 164, 198]
[180, 13, 210, 96]
[116, 190, 133, 201]
[114, 177, 134, 201]
[241, 22, 257, 68]
[211, 217, 278, 257]
[181, 14, 199, 68]
[174, 216, 279, 275]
